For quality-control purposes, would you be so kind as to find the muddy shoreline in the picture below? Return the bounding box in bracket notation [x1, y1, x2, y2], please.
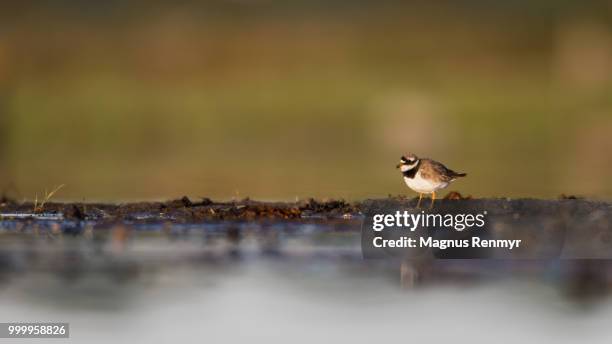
[0, 195, 609, 223]
[0, 196, 359, 222]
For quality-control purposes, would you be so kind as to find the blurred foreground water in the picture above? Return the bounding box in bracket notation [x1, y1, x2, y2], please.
[1, 218, 612, 343]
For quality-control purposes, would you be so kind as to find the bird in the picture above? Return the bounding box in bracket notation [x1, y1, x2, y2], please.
[396, 153, 466, 208]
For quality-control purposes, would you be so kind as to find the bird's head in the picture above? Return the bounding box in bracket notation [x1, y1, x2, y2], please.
[396, 153, 419, 171]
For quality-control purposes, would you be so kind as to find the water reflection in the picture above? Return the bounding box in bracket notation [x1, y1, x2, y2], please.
[1, 219, 612, 343]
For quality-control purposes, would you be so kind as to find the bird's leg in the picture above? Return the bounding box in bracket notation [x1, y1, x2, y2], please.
[429, 191, 436, 209]
[400, 260, 418, 289]
[416, 193, 423, 209]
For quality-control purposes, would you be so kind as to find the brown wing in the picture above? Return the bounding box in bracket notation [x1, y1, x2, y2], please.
[420, 159, 466, 182]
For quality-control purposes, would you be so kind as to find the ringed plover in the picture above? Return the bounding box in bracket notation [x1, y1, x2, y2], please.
[396, 153, 466, 208]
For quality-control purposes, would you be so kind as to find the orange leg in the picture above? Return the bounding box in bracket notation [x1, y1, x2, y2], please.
[429, 191, 436, 209]
[416, 193, 423, 209]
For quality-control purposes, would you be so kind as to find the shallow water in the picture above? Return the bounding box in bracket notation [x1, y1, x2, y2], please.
[1, 219, 612, 343]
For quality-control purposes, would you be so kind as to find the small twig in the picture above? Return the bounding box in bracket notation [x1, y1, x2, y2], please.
[33, 184, 65, 213]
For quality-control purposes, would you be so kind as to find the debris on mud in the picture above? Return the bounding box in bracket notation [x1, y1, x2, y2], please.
[0, 194, 609, 229]
[444, 191, 472, 200]
[0, 196, 359, 223]
[559, 194, 583, 200]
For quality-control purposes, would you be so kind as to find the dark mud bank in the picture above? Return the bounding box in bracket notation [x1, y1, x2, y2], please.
[0, 197, 358, 222]
[0, 196, 609, 224]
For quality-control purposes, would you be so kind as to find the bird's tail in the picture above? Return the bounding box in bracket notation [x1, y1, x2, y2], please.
[453, 172, 467, 178]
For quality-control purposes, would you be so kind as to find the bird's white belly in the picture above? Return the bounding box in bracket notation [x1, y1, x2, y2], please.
[404, 174, 448, 194]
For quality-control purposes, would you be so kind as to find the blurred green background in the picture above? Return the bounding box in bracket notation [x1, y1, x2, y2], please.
[1, 1, 611, 201]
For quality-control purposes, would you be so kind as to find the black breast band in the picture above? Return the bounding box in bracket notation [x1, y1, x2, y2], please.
[402, 161, 420, 179]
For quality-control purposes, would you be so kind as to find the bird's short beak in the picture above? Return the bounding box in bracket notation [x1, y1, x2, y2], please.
[396, 164, 401, 169]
